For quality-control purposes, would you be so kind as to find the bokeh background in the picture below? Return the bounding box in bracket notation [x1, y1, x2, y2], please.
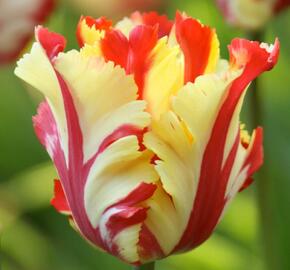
[0, 0, 290, 269]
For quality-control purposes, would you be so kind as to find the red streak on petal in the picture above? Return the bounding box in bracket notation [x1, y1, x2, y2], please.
[175, 11, 215, 83]
[51, 179, 71, 213]
[102, 183, 158, 260]
[33, 102, 67, 182]
[55, 72, 84, 181]
[98, 125, 145, 154]
[36, 26, 66, 60]
[150, 154, 160, 165]
[174, 133, 240, 252]
[129, 25, 158, 98]
[55, 72, 108, 251]
[106, 207, 148, 238]
[138, 225, 164, 262]
[114, 182, 157, 207]
[84, 125, 147, 176]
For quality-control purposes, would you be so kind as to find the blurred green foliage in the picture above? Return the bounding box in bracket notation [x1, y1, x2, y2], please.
[0, 0, 290, 269]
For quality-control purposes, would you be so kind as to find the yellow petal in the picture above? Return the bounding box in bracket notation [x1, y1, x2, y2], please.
[54, 50, 150, 162]
[143, 37, 183, 120]
[84, 137, 158, 228]
[15, 42, 69, 161]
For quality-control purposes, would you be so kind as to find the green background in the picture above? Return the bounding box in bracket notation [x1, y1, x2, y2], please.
[0, 0, 290, 269]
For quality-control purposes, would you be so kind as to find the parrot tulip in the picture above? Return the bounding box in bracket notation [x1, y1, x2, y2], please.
[15, 11, 279, 266]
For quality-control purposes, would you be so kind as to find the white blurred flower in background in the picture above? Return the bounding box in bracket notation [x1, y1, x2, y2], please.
[0, 0, 54, 65]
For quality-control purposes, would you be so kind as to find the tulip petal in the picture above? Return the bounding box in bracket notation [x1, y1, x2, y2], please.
[130, 11, 173, 38]
[33, 101, 67, 180]
[101, 25, 158, 99]
[174, 38, 279, 251]
[226, 127, 263, 196]
[15, 27, 157, 264]
[98, 183, 157, 263]
[15, 39, 69, 163]
[54, 50, 150, 161]
[174, 11, 220, 83]
[51, 179, 71, 215]
[77, 16, 112, 47]
[142, 37, 183, 119]
[144, 72, 240, 254]
[84, 138, 158, 228]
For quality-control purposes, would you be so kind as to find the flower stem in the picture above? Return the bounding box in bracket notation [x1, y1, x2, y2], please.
[247, 30, 263, 126]
[133, 262, 155, 270]
[248, 30, 276, 270]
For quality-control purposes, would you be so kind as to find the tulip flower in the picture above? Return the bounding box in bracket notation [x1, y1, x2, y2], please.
[216, 0, 290, 30]
[15, 11, 279, 267]
[0, 0, 54, 65]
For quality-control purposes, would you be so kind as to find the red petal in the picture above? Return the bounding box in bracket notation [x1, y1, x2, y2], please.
[175, 11, 216, 83]
[101, 25, 158, 98]
[51, 179, 71, 214]
[101, 29, 129, 69]
[36, 26, 66, 60]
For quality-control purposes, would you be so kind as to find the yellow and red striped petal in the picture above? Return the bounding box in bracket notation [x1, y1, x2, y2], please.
[174, 38, 279, 252]
[174, 11, 220, 83]
[15, 27, 159, 264]
[101, 24, 158, 99]
[77, 16, 112, 47]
